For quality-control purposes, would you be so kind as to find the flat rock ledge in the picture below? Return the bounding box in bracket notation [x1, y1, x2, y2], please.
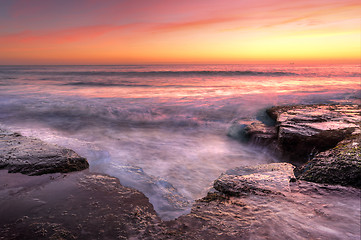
[0, 128, 89, 175]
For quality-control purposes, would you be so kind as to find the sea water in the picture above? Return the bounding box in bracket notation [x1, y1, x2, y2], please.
[0, 64, 359, 219]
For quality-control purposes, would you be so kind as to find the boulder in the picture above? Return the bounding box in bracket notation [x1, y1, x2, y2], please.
[0, 129, 89, 175]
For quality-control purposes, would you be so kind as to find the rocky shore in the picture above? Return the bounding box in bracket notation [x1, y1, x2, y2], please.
[229, 104, 361, 188]
[1, 103, 360, 239]
[0, 128, 89, 175]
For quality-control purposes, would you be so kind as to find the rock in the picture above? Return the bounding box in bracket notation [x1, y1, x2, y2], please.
[234, 104, 360, 163]
[242, 122, 278, 145]
[0, 128, 89, 175]
[267, 104, 360, 162]
[297, 134, 361, 188]
[0, 171, 162, 240]
[227, 121, 248, 140]
[230, 104, 361, 188]
[1, 105, 360, 239]
[1, 164, 360, 239]
[167, 164, 361, 240]
[214, 163, 295, 196]
[109, 165, 191, 220]
[228, 118, 277, 144]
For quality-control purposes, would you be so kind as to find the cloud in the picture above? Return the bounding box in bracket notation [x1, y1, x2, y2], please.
[152, 17, 239, 32]
[0, 24, 131, 44]
[0, 0, 359, 64]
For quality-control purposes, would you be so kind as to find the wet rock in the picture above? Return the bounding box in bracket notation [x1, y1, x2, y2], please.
[234, 104, 360, 163]
[0, 171, 162, 240]
[0, 128, 89, 175]
[214, 163, 295, 196]
[1, 104, 360, 239]
[166, 165, 361, 240]
[110, 165, 191, 220]
[228, 120, 277, 143]
[267, 104, 360, 162]
[1, 165, 360, 239]
[227, 121, 248, 140]
[242, 122, 278, 149]
[230, 104, 361, 188]
[297, 134, 361, 188]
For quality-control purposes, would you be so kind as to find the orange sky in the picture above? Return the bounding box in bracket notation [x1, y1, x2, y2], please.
[0, 0, 360, 64]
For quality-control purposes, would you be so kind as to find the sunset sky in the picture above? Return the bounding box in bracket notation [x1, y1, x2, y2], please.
[0, 0, 360, 64]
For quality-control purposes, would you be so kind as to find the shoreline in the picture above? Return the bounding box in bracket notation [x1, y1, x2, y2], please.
[1, 103, 360, 239]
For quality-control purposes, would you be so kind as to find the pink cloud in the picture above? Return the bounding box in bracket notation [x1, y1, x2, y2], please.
[153, 17, 240, 32]
[0, 24, 132, 44]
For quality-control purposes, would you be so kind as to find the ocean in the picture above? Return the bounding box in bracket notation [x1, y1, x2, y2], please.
[0, 64, 359, 219]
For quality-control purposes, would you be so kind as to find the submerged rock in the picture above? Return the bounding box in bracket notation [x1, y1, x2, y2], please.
[0, 128, 89, 175]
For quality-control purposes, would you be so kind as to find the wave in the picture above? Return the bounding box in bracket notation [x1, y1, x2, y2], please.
[63, 82, 152, 87]
[63, 81, 229, 88]
[41, 70, 298, 77]
[344, 73, 361, 78]
[0, 102, 205, 132]
[3, 68, 361, 78]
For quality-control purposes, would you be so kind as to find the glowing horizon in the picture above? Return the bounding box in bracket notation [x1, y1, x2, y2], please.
[0, 0, 360, 65]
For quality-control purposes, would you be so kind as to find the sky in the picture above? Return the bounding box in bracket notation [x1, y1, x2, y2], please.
[0, 0, 360, 64]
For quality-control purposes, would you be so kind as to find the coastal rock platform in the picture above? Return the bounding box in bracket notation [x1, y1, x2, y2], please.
[1, 164, 360, 240]
[0, 170, 162, 240]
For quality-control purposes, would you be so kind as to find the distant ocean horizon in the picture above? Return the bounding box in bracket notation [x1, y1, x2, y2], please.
[0, 64, 360, 219]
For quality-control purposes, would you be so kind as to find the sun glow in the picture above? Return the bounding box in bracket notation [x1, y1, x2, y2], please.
[0, 0, 359, 64]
